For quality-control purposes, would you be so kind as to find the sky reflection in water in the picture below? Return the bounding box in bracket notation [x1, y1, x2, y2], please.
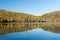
[0, 23, 60, 40]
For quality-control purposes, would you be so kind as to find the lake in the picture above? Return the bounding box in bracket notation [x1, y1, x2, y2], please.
[0, 22, 60, 40]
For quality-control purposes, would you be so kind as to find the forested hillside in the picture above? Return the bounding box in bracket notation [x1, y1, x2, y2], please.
[0, 9, 60, 22]
[0, 10, 44, 22]
[41, 11, 60, 22]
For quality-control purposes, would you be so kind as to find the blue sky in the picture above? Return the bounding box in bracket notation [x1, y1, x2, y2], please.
[0, 0, 60, 16]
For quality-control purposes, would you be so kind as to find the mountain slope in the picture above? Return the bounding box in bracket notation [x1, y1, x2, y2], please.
[0, 9, 60, 22]
[0, 9, 44, 22]
[41, 11, 60, 22]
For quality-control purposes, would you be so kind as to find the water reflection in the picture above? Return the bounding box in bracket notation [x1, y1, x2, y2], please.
[40, 24, 60, 33]
[0, 23, 60, 35]
[0, 24, 38, 35]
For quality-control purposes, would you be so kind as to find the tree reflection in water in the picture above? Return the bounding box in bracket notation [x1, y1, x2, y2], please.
[0, 23, 60, 35]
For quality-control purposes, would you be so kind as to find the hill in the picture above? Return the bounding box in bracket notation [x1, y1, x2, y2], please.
[0, 9, 60, 22]
[0, 9, 44, 22]
[41, 11, 60, 22]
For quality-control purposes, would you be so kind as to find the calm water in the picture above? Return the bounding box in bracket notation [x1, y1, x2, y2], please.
[0, 22, 60, 40]
[1, 22, 60, 24]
